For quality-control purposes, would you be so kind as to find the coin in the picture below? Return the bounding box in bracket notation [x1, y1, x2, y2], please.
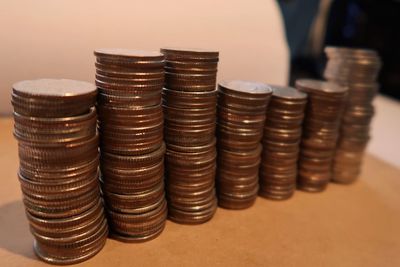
[162, 89, 217, 109]
[161, 47, 219, 61]
[94, 48, 164, 60]
[168, 193, 217, 224]
[218, 184, 259, 210]
[107, 199, 167, 242]
[218, 80, 272, 97]
[160, 47, 219, 224]
[12, 79, 97, 117]
[12, 79, 107, 264]
[295, 79, 347, 192]
[94, 49, 168, 240]
[103, 183, 165, 213]
[33, 220, 107, 265]
[216, 80, 271, 209]
[323, 47, 381, 184]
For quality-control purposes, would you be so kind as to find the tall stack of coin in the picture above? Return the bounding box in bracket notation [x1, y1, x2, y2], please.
[12, 79, 107, 264]
[217, 80, 272, 209]
[324, 47, 382, 184]
[94, 49, 167, 241]
[295, 79, 348, 192]
[161, 47, 219, 224]
[259, 86, 307, 200]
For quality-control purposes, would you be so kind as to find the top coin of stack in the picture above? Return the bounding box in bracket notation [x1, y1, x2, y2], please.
[161, 47, 219, 224]
[295, 79, 348, 192]
[217, 80, 272, 209]
[94, 49, 167, 241]
[12, 79, 97, 117]
[324, 47, 381, 84]
[259, 86, 307, 200]
[12, 79, 108, 265]
[324, 47, 382, 184]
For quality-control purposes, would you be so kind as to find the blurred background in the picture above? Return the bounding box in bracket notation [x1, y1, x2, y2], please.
[278, 0, 400, 167]
[0, 0, 399, 166]
[280, 0, 400, 99]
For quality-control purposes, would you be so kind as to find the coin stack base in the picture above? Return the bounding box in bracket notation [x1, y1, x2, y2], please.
[94, 49, 167, 241]
[259, 86, 307, 200]
[295, 79, 348, 192]
[161, 47, 219, 224]
[12, 79, 107, 264]
[324, 47, 382, 184]
[101, 144, 167, 242]
[217, 80, 272, 209]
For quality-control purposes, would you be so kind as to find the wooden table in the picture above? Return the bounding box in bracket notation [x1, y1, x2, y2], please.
[1, 117, 399, 267]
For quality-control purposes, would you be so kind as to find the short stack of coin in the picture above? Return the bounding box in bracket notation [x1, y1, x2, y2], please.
[259, 86, 307, 200]
[12, 79, 107, 265]
[295, 79, 348, 192]
[94, 49, 167, 241]
[217, 80, 272, 209]
[161, 47, 219, 224]
[324, 47, 382, 183]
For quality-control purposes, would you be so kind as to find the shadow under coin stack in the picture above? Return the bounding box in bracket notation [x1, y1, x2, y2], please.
[324, 47, 382, 184]
[161, 47, 219, 224]
[295, 79, 348, 192]
[94, 49, 167, 241]
[259, 86, 307, 200]
[11, 79, 107, 265]
[217, 81, 272, 209]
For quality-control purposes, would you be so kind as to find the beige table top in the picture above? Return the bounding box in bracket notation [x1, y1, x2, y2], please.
[1, 117, 400, 267]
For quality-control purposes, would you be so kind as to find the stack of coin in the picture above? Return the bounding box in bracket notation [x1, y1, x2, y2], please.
[94, 49, 167, 241]
[217, 80, 272, 209]
[12, 79, 107, 265]
[295, 79, 348, 192]
[259, 86, 307, 200]
[324, 47, 382, 183]
[161, 47, 219, 224]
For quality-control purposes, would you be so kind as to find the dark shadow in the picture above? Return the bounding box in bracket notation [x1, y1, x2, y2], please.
[0, 200, 38, 261]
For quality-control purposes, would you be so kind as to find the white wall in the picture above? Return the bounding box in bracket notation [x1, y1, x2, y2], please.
[0, 0, 289, 115]
[368, 95, 400, 168]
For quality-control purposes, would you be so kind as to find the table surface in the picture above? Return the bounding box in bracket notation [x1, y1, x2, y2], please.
[1, 117, 400, 267]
